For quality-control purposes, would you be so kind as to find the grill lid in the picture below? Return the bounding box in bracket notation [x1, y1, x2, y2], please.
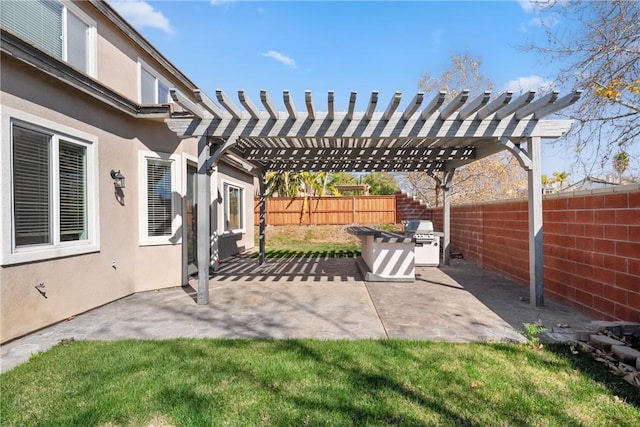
[403, 219, 434, 234]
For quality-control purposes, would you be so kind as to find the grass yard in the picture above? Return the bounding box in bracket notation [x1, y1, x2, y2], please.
[1, 339, 639, 426]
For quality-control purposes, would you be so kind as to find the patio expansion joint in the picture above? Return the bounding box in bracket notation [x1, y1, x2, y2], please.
[363, 281, 390, 339]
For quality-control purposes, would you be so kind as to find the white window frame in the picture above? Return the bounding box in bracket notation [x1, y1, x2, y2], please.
[138, 150, 182, 246]
[0, 106, 100, 265]
[63, 1, 97, 76]
[137, 58, 172, 105]
[0, 0, 97, 76]
[222, 180, 246, 234]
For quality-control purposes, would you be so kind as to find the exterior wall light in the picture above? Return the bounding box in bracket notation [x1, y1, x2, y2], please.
[110, 170, 125, 189]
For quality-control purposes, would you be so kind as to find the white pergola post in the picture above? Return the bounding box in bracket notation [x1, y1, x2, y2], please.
[258, 170, 267, 265]
[441, 169, 455, 266]
[527, 136, 544, 307]
[196, 135, 211, 304]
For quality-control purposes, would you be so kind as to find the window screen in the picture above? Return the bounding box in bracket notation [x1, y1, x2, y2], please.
[59, 140, 87, 241]
[225, 184, 243, 231]
[147, 159, 172, 237]
[12, 126, 51, 247]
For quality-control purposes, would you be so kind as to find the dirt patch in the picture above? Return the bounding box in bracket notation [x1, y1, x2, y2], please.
[256, 225, 362, 245]
[256, 225, 358, 244]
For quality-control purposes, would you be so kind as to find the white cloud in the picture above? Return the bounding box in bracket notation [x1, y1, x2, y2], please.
[110, 0, 174, 36]
[211, 0, 235, 6]
[502, 75, 555, 93]
[517, 0, 553, 14]
[261, 50, 297, 69]
[517, 0, 559, 31]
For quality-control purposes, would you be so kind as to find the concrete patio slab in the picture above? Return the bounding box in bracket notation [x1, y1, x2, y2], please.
[1, 256, 592, 373]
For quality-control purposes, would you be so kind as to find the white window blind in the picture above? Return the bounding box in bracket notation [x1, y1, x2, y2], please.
[147, 159, 172, 237]
[59, 141, 87, 241]
[12, 126, 51, 247]
[1, 0, 64, 60]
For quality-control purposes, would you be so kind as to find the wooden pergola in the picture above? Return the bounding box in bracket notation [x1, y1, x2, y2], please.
[165, 88, 581, 308]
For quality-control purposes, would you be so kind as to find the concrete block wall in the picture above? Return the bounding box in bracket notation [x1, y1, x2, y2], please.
[423, 186, 640, 322]
[394, 192, 432, 222]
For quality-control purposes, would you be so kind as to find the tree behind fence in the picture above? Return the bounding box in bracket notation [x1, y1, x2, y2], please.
[254, 196, 397, 225]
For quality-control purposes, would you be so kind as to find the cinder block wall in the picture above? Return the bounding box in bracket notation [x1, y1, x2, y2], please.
[425, 186, 640, 322]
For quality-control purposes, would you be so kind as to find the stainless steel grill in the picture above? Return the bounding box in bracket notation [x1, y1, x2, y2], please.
[403, 219, 440, 267]
[403, 219, 435, 242]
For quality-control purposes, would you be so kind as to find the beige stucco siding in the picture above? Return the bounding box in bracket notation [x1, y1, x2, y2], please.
[1, 56, 190, 342]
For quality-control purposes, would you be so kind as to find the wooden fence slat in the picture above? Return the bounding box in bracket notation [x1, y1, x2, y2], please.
[254, 196, 397, 225]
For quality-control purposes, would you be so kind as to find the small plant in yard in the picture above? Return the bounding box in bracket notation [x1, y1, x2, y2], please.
[520, 322, 546, 349]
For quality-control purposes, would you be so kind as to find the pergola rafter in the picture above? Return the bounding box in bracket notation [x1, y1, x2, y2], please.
[165, 89, 582, 308]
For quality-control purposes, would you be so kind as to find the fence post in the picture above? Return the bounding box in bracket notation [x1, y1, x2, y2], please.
[352, 196, 356, 223]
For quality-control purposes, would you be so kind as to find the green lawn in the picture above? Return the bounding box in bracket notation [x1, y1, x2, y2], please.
[2, 339, 639, 426]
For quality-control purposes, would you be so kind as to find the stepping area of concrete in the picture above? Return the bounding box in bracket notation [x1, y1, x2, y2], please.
[1, 256, 592, 373]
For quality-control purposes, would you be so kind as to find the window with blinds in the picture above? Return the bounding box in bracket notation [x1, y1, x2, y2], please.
[224, 183, 244, 232]
[12, 126, 52, 247]
[1, 0, 63, 59]
[0, 0, 94, 74]
[11, 124, 88, 248]
[59, 141, 87, 241]
[147, 159, 173, 237]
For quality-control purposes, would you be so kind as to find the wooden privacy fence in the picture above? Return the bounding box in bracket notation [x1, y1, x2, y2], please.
[254, 196, 397, 225]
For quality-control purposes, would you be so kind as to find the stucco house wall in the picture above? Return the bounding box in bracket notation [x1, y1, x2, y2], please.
[0, 0, 255, 342]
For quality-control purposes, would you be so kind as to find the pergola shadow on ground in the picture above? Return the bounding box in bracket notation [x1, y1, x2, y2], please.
[0, 257, 592, 373]
[211, 255, 591, 341]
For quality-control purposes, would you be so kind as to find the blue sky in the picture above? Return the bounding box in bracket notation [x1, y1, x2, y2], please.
[109, 0, 581, 178]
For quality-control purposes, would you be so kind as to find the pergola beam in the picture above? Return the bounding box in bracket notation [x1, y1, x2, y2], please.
[305, 90, 315, 120]
[241, 146, 474, 161]
[421, 91, 446, 120]
[169, 88, 204, 118]
[260, 89, 279, 119]
[476, 91, 512, 120]
[238, 90, 260, 119]
[458, 91, 491, 120]
[193, 89, 223, 118]
[327, 91, 335, 120]
[402, 92, 424, 121]
[265, 159, 446, 173]
[533, 90, 583, 119]
[365, 91, 379, 120]
[515, 91, 559, 120]
[347, 91, 357, 121]
[283, 90, 297, 120]
[440, 89, 469, 120]
[495, 90, 535, 120]
[166, 113, 574, 141]
[383, 91, 402, 121]
[215, 89, 242, 119]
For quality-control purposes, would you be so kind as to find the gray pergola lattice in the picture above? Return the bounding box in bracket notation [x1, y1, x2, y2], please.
[165, 88, 581, 308]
